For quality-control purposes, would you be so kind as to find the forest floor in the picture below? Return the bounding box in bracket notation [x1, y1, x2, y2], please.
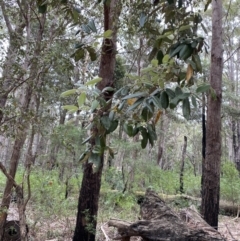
[30, 213, 240, 241]
[5, 201, 240, 240]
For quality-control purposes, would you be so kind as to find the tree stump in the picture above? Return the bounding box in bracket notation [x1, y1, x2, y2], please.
[108, 189, 226, 241]
[3, 220, 21, 241]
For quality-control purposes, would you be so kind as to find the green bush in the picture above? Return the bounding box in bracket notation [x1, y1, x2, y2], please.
[221, 161, 240, 204]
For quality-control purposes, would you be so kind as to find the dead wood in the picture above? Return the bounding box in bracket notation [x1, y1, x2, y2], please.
[108, 189, 226, 241]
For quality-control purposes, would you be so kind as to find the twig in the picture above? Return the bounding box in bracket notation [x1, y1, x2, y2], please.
[101, 222, 110, 241]
[0, 162, 18, 188]
[225, 224, 237, 241]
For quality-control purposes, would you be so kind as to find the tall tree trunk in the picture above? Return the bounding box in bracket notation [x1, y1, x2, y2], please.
[201, 0, 223, 229]
[179, 136, 187, 194]
[201, 91, 206, 193]
[73, 2, 122, 241]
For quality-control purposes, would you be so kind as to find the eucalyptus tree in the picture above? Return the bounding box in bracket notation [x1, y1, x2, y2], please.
[0, 0, 79, 239]
[201, 0, 223, 228]
[60, 0, 209, 240]
[221, 0, 240, 171]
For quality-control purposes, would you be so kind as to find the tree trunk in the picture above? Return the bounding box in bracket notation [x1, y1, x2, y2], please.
[201, 0, 223, 229]
[0, 0, 26, 124]
[108, 190, 225, 241]
[0, 5, 46, 238]
[179, 136, 187, 194]
[72, 2, 122, 240]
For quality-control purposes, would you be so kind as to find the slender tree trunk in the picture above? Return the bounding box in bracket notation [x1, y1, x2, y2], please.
[0, 0, 26, 124]
[201, 0, 223, 229]
[201, 91, 206, 191]
[179, 136, 187, 194]
[0, 6, 46, 238]
[73, 2, 122, 240]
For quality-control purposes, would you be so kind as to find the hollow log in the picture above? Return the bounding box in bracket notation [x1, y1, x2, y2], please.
[108, 189, 226, 241]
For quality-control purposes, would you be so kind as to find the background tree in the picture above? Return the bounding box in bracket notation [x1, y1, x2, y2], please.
[201, 0, 223, 228]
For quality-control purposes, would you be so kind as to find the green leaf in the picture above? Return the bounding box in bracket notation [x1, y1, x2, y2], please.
[72, 8, 80, 22]
[101, 116, 111, 130]
[141, 128, 148, 149]
[60, 89, 77, 97]
[85, 77, 102, 86]
[147, 124, 157, 146]
[186, 59, 196, 70]
[175, 86, 183, 96]
[127, 97, 144, 112]
[91, 100, 99, 111]
[62, 105, 78, 112]
[160, 91, 169, 109]
[74, 48, 85, 62]
[109, 110, 115, 121]
[179, 45, 193, 60]
[165, 88, 175, 98]
[132, 126, 140, 136]
[79, 150, 90, 163]
[192, 54, 202, 73]
[204, 0, 211, 11]
[88, 19, 97, 33]
[103, 30, 113, 38]
[78, 92, 86, 107]
[167, 0, 174, 5]
[144, 100, 154, 113]
[141, 106, 153, 121]
[139, 12, 147, 27]
[151, 59, 158, 67]
[177, 92, 191, 100]
[118, 100, 126, 111]
[75, 43, 84, 49]
[162, 54, 170, 64]
[38, 4, 47, 13]
[102, 87, 115, 93]
[122, 92, 147, 100]
[179, 25, 191, 32]
[151, 96, 162, 109]
[191, 96, 197, 108]
[191, 40, 198, 49]
[86, 46, 97, 61]
[82, 24, 91, 34]
[157, 50, 164, 65]
[106, 120, 118, 134]
[123, 123, 133, 136]
[169, 44, 184, 58]
[196, 84, 210, 93]
[81, 135, 92, 145]
[182, 98, 190, 120]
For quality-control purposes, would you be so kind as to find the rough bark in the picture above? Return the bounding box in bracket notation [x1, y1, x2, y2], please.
[108, 189, 225, 241]
[179, 136, 187, 194]
[201, 0, 223, 229]
[72, 1, 122, 240]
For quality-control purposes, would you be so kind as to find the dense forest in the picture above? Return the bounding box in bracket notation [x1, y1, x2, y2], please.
[0, 0, 240, 240]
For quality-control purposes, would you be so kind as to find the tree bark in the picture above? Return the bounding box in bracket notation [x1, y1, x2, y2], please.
[0, 0, 26, 124]
[179, 136, 187, 194]
[72, 1, 122, 240]
[108, 189, 225, 241]
[201, 0, 223, 229]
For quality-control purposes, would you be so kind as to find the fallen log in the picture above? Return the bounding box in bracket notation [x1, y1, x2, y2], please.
[108, 189, 226, 241]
